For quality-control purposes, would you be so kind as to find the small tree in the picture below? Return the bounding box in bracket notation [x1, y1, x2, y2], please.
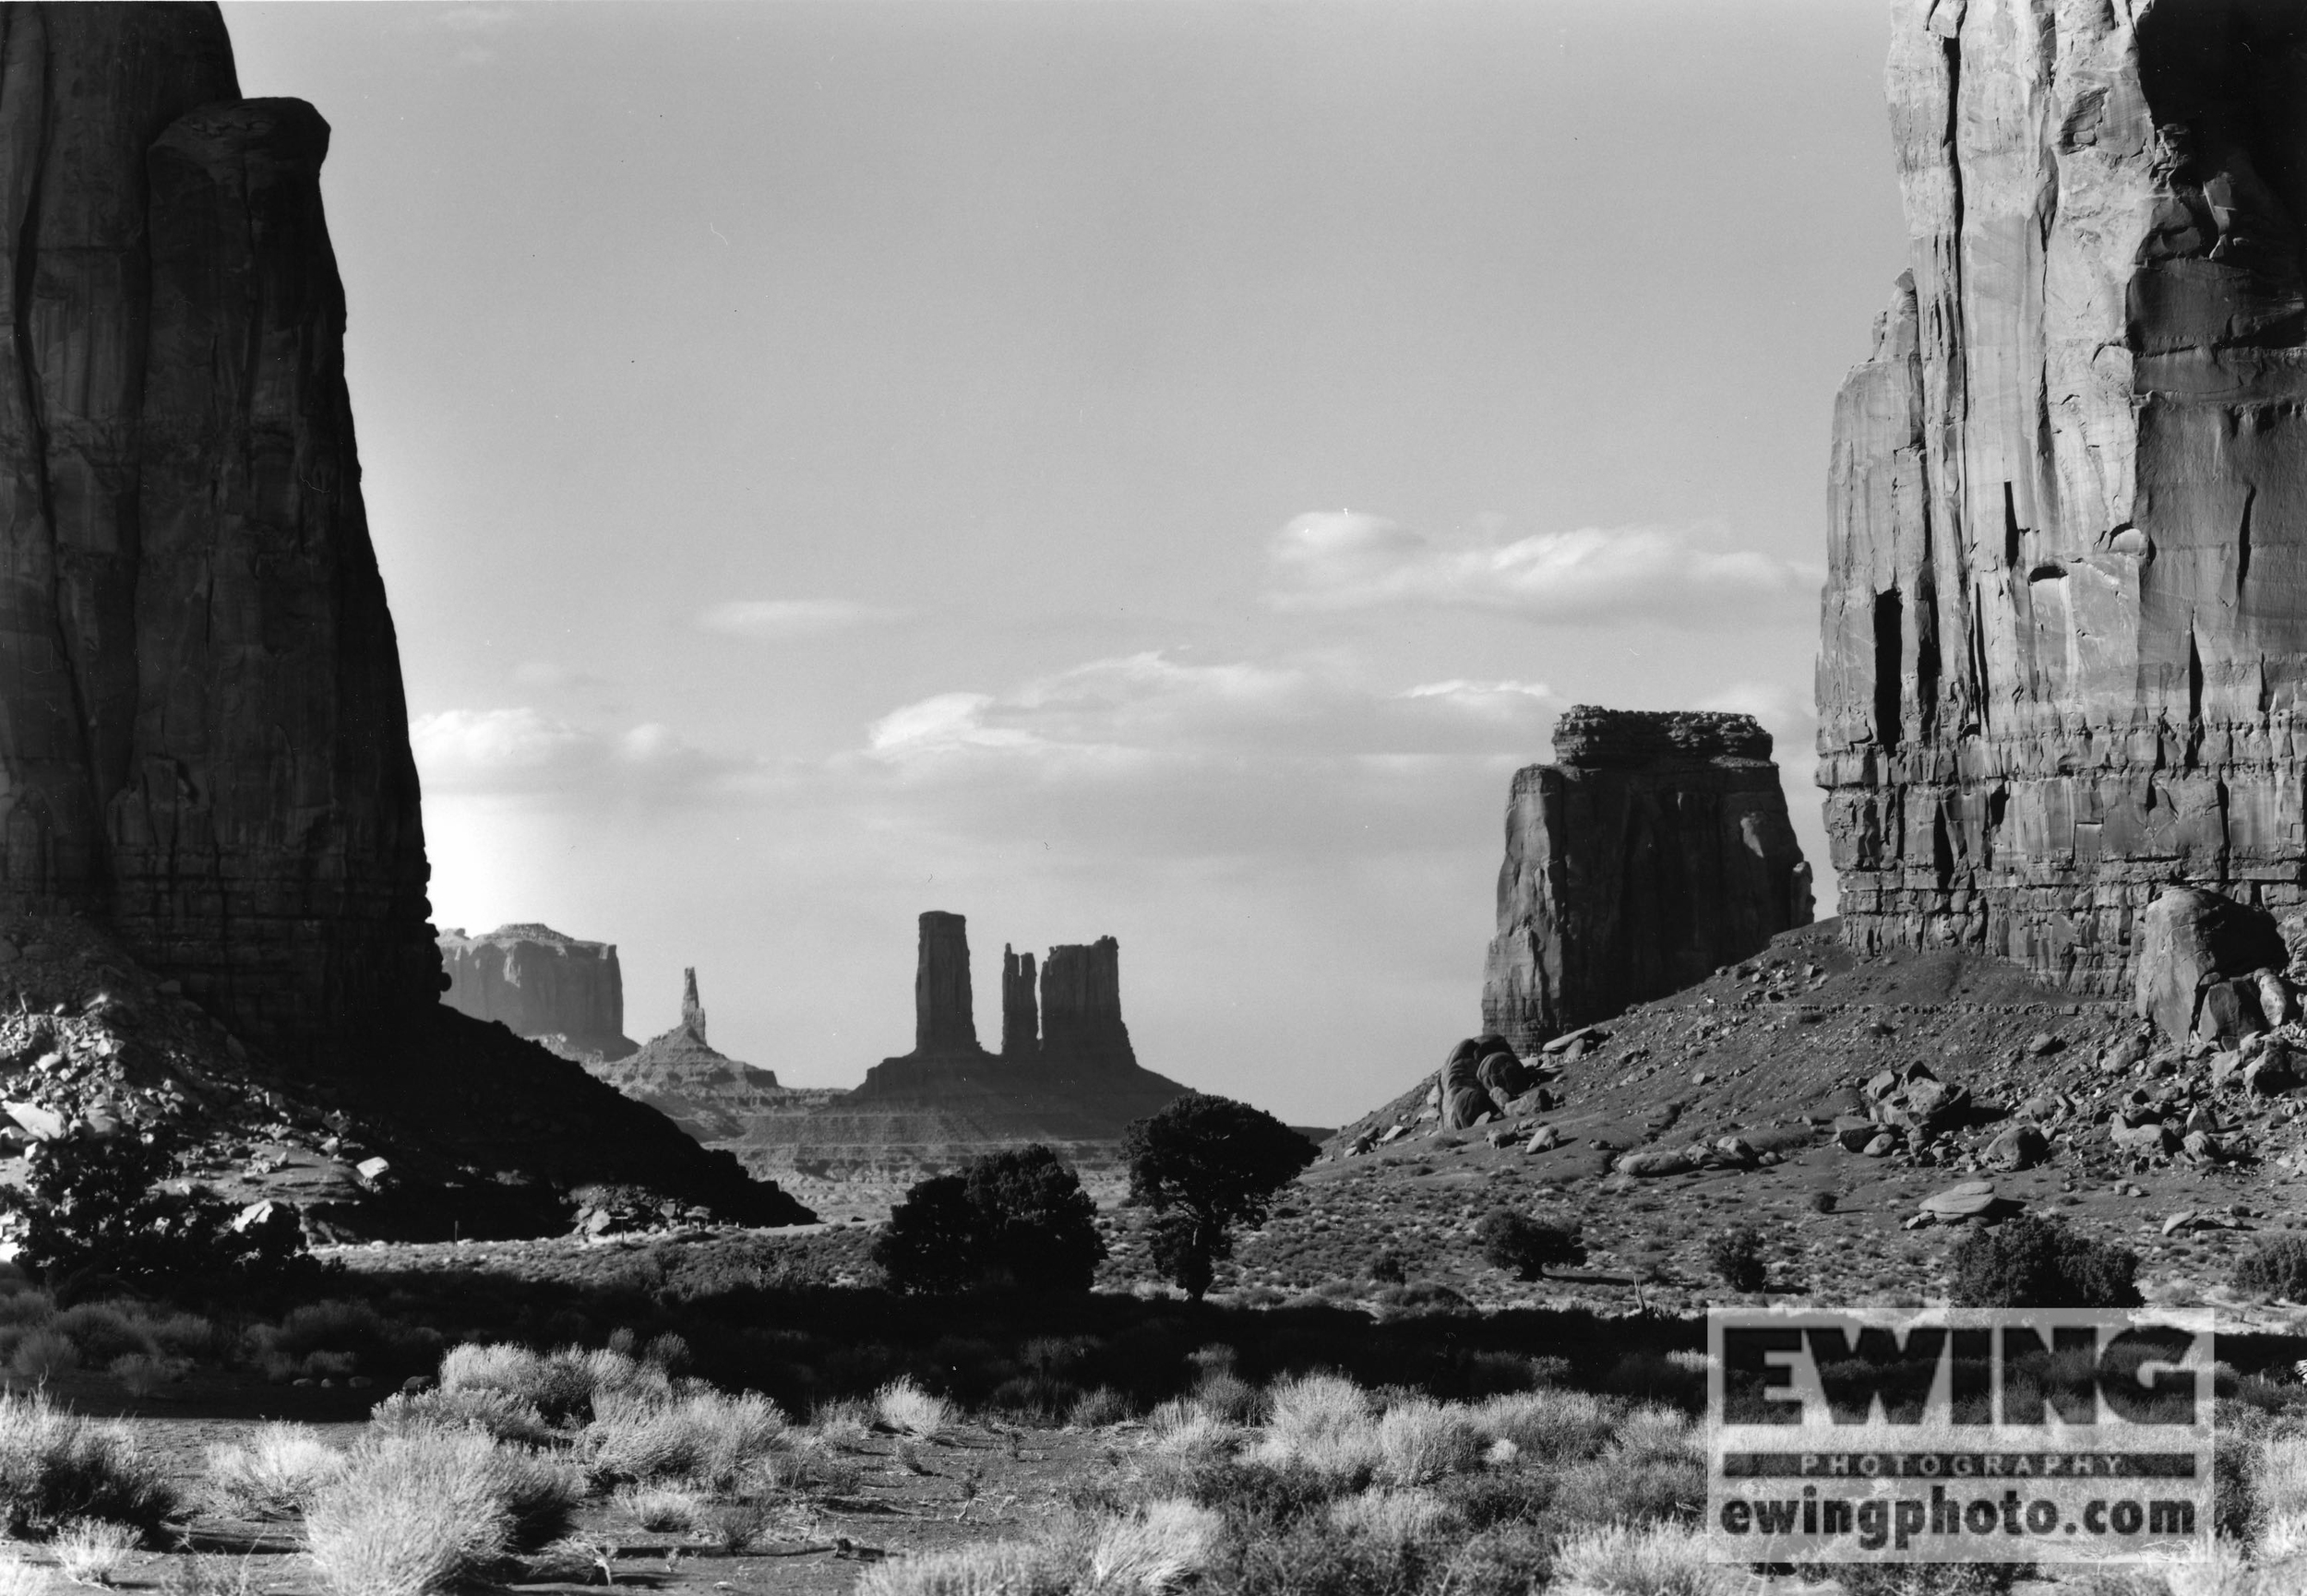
[2234, 1236, 2307, 1302]
[1705, 1224, 1770, 1293]
[1476, 1211, 1584, 1280]
[1949, 1217, 2140, 1309]
[873, 1145, 1105, 1294]
[2, 1126, 307, 1296]
[1123, 1092, 1316, 1302]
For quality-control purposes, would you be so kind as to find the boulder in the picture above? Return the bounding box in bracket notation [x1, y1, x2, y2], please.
[2, 1103, 63, 1142]
[1834, 1117, 1880, 1152]
[2259, 970, 2298, 1029]
[1984, 1125, 2049, 1173]
[1615, 1149, 1697, 1178]
[1439, 1041, 1501, 1131]
[1524, 1125, 1560, 1154]
[2110, 1122, 2178, 1157]
[2198, 980, 2268, 1047]
[1919, 1181, 1999, 1221]
[2244, 1054, 2296, 1098]
[2135, 891, 2289, 1045]
[1476, 1051, 1534, 1102]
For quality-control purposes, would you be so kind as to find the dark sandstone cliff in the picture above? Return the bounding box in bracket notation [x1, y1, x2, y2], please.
[437, 924, 636, 1060]
[1818, 0, 2307, 993]
[1481, 707, 1813, 1053]
[0, 6, 437, 1060]
[0, 6, 811, 1230]
[1040, 937, 1135, 1068]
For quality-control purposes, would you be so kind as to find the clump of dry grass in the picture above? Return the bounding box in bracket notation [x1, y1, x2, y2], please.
[874, 1376, 951, 1439]
[1326, 1487, 1456, 1543]
[0, 1394, 173, 1536]
[1082, 1499, 1220, 1592]
[1373, 1399, 1481, 1486]
[613, 1483, 701, 1531]
[853, 1539, 1072, 1596]
[371, 1388, 551, 1447]
[1548, 1519, 1729, 1596]
[206, 1423, 348, 1519]
[304, 1430, 582, 1596]
[581, 1389, 787, 1491]
[51, 1518, 137, 1585]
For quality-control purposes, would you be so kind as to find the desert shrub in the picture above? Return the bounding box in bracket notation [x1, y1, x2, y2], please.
[1068, 1387, 1130, 1428]
[305, 1430, 581, 1594]
[207, 1423, 349, 1519]
[1547, 1405, 1703, 1531]
[1374, 1399, 1482, 1486]
[54, 1304, 158, 1367]
[853, 1538, 1075, 1596]
[9, 1329, 75, 1383]
[1368, 1251, 1408, 1285]
[1704, 1224, 1770, 1292]
[1949, 1217, 2140, 1308]
[0, 1394, 173, 1536]
[304, 1435, 511, 1596]
[371, 1388, 552, 1446]
[874, 1146, 1106, 1294]
[614, 1483, 701, 1531]
[1126, 1093, 1317, 1303]
[435, 1342, 662, 1427]
[1189, 1368, 1261, 1425]
[52, 1517, 138, 1583]
[159, 1552, 262, 1596]
[1249, 1374, 1378, 1483]
[875, 1376, 951, 1438]
[1548, 1519, 1729, 1596]
[582, 1389, 787, 1490]
[0, 1128, 307, 1295]
[1327, 1485, 1458, 1543]
[2235, 1236, 2307, 1301]
[1475, 1211, 1585, 1280]
[108, 1353, 171, 1398]
[1470, 1389, 1618, 1463]
[1079, 1499, 1221, 1592]
[0, 1561, 45, 1596]
[810, 1399, 872, 1450]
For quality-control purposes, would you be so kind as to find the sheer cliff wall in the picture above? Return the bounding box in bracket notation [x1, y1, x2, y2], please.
[1818, 0, 2307, 991]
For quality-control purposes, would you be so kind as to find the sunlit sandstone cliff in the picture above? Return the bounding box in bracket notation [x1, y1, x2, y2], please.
[1818, 0, 2307, 991]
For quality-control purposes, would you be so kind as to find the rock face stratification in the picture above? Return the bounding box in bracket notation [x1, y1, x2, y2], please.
[1481, 708, 1813, 1053]
[437, 925, 637, 1061]
[1818, 0, 2307, 995]
[0, 6, 439, 1060]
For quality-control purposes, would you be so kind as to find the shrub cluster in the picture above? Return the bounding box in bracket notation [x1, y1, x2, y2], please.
[874, 1145, 1106, 1294]
[1947, 1217, 2140, 1308]
[1475, 1212, 1584, 1281]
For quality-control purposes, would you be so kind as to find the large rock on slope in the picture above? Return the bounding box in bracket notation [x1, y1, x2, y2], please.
[1481, 708, 1813, 1053]
[1818, 0, 2307, 995]
[0, 7, 439, 1060]
[437, 924, 637, 1060]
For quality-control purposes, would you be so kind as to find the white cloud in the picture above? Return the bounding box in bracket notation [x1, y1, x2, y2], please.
[412, 708, 741, 798]
[698, 599, 906, 639]
[1265, 511, 1821, 623]
[511, 660, 608, 690]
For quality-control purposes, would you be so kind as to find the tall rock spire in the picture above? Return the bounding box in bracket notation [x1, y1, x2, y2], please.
[0, 4, 439, 1058]
[1000, 944, 1038, 1059]
[680, 968, 706, 1042]
[1816, 0, 2307, 991]
[914, 911, 977, 1055]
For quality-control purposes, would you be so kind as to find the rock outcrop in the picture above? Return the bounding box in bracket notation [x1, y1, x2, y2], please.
[1481, 708, 1813, 1053]
[736, 911, 1191, 1213]
[0, 6, 439, 1061]
[0, 7, 814, 1234]
[1818, 0, 2307, 996]
[914, 911, 977, 1056]
[583, 971, 788, 1143]
[436, 925, 636, 1061]
[1000, 946, 1037, 1059]
[1040, 937, 1136, 1068]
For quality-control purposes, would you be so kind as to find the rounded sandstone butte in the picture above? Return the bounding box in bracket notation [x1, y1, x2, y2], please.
[1481, 706, 1813, 1053]
[1818, 2, 2307, 994]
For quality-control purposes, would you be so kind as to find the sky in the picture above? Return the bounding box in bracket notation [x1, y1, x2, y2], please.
[220, 1, 1908, 1126]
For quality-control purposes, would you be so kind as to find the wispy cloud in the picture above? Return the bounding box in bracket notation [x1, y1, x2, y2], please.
[1264, 511, 1820, 623]
[697, 599, 909, 639]
[412, 708, 741, 798]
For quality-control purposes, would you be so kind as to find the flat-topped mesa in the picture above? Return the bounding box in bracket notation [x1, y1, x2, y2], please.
[0, 8, 440, 1061]
[1816, 1, 2307, 993]
[913, 911, 982, 1057]
[1481, 706, 1813, 1053]
[436, 925, 634, 1058]
[1000, 945, 1039, 1059]
[1040, 936, 1135, 1068]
